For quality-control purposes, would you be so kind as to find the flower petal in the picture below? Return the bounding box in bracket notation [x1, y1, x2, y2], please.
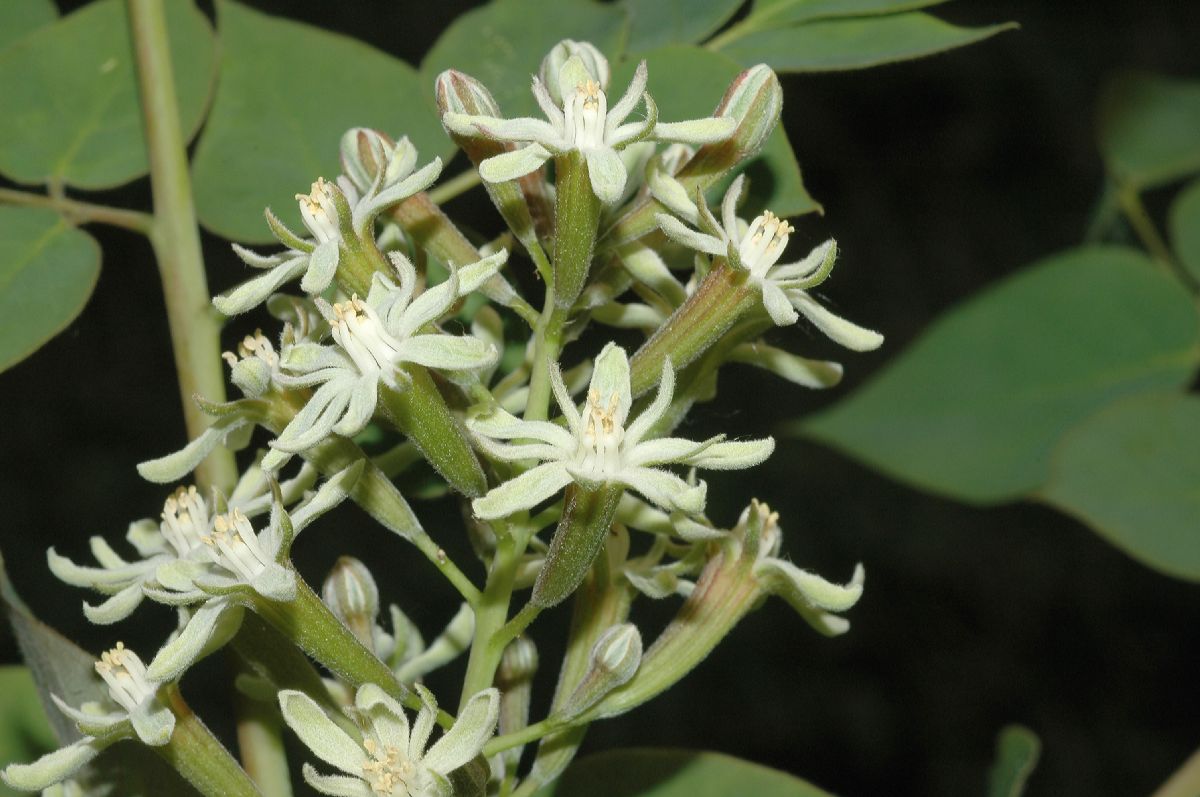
[129, 700, 176, 747]
[300, 240, 340, 294]
[396, 335, 497, 372]
[620, 467, 706, 515]
[138, 415, 251, 484]
[147, 600, 243, 681]
[354, 683, 411, 754]
[549, 362, 582, 432]
[479, 144, 554, 184]
[331, 377, 379, 439]
[589, 343, 632, 427]
[0, 739, 105, 791]
[82, 583, 147, 625]
[471, 463, 573, 520]
[422, 688, 499, 774]
[584, 147, 627, 205]
[624, 357, 674, 448]
[468, 406, 575, 449]
[653, 116, 736, 145]
[280, 691, 367, 776]
[655, 214, 725, 256]
[442, 113, 561, 146]
[606, 61, 648, 133]
[761, 281, 799, 326]
[682, 438, 775, 470]
[789, 293, 884, 351]
[300, 764, 374, 797]
[754, 561, 865, 636]
[213, 257, 308, 316]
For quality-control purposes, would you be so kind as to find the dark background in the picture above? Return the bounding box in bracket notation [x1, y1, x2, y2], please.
[3, 2, 1199, 795]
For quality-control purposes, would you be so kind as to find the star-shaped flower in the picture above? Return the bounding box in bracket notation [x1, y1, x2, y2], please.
[279, 682, 499, 797]
[213, 136, 442, 316]
[442, 47, 734, 204]
[263, 251, 506, 471]
[1, 643, 173, 793]
[655, 175, 884, 351]
[469, 343, 774, 520]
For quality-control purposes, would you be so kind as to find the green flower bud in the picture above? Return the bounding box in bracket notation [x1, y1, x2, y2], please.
[559, 623, 642, 719]
[677, 64, 782, 186]
[321, 556, 380, 648]
[540, 39, 610, 105]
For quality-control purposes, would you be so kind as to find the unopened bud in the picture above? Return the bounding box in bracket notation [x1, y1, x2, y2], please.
[497, 636, 539, 689]
[321, 556, 379, 647]
[540, 39, 609, 105]
[435, 69, 501, 118]
[340, 127, 393, 192]
[559, 623, 642, 719]
[677, 64, 782, 184]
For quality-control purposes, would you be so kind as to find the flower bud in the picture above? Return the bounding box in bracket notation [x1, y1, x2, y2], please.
[559, 623, 642, 719]
[677, 64, 782, 184]
[339, 127, 393, 193]
[539, 39, 609, 105]
[321, 556, 380, 647]
[435, 69, 501, 118]
[497, 636, 539, 689]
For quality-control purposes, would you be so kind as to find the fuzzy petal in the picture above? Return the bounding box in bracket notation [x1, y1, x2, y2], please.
[471, 463, 573, 520]
[354, 684, 411, 753]
[655, 213, 725, 256]
[0, 739, 104, 791]
[300, 240, 340, 294]
[468, 406, 575, 449]
[397, 335, 497, 372]
[138, 416, 250, 483]
[422, 688, 499, 774]
[129, 700, 176, 747]
[755, 561, 864, 636]
[301, 764, 373, 797]
[82, 583, 147, 625]
[683, 438, 775, 470]
[213, 257, 308, 316]
[280, 691, 367, 776]
[620, 467, 706, 515]
[584, 147, 627, 205]
[331, 377, 379, 439]
[479, 144, 554, 184]
[589, 343, 632, 427]
[653, 116, 736, 145]
[790, 293, 884, 351]
[146, 600, 243, 681]
[761, 281, 800, 326]
[624, 358, 674, 448]
[606, 61, 648, 132]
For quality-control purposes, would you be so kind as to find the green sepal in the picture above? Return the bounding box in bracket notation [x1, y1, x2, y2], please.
[531, 483, 625, 608]
[552, 150, 604, 311]
[380, 365, 487, 498]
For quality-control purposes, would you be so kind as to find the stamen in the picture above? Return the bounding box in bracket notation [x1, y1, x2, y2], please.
[95, 642, 155, 713]
[160, 486, 210, 556]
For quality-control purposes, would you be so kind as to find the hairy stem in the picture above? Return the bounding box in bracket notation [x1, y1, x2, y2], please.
[158, 685, 262, 797]
[127, 0, 236, 494]
[233, 674, 293, 796]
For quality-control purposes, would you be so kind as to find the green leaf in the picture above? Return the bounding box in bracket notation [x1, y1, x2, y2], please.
[1098, 72, 1200, 191]
[748, 0, 949, 26]
[535, 749, 836, 797]
[987, 725, 1040, 797]
[799, 247, 1200, 504]
[421, 0, 627, 119]
[613, 45, 819, 217]
[0, 667, 57, 797]
[0, 0, 215, 189]
[0, 550, 196, 795]
[1169, 178, 1200, 284]
[714, 12, 1016, 72]
[0, 0, 56, 51]
[621, 0, 745, 53]
[1039, 392, 1200, 582]
[0, 207, 101, 373]
[192, 0, 455, 244]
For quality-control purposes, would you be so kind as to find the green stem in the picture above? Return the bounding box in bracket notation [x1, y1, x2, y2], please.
[127, 0, 236, 494]
[158, 685, 262, 797]
[427, 168, 483, 205]
[1118, 187, 1200, 292]
[458, 521, 528, 710]
[0, 187, 154, 234]
[233, 674, 293, 796]
[524, 299, 564, 422]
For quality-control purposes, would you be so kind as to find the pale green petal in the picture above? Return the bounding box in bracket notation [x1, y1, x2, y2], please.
[789, 293, 883, 351]
[626, 436, 710, 468]
[473, 435, 563, 464]
[271, 378, 355, 453]
[721, 175, 746, 238]
[408, 685, 438, 760]
[301, 764, 373, 797]
[618, 244, 685, 306]
[331, 377, 379, 439]
[82, 583, 146, 625]
[137, 416, 250, 483]
[213, 257, 308, 316]
[761, 281, 799, 326]
[479, 144, 553, 184]
[396, 335, 497, 372]
[290, 462, 362, 534]
[755, 561, 864, 637]
[468, 406, 574, 449]
[654, 116, 736, 145]
[280, 691, 367, 776]
[146, 600, 243, 681]
[422, 688, 499, 774]
[250, 564, 297, 602]
[606, 60, 648, 132]
[770, 239, 836, 284]
[354, 684, 411, 753]
[620, 467, 705, 514]
[727, 343, 843, 389]
[655, 213, 725, 256]
[592, 301, 666, 329]
[585, 147, 628, 205]
[129, 700, 175, 747]
[442, 113, 560, 146]
[683, 438, 774, 470]
[455, 250, 509, 294]
[471, 463, 573, 520]
[624, 357, 674, 448]
[549, 362, 582, 432]
[46, 548, 153, 589]
[300, 240, 340, 294]
[354, 158, 443, 230]
[1, 739, 104, 791]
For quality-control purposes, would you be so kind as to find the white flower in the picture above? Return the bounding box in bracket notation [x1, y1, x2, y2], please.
[142, 466, 360, 682]
[655, 175, 884, 351]
[442, 48, 734, 204]
[263, 250, 506, 471]
[280, 683, 499, 797]
[469, 343, 774, 520]
[1, 644, 173, 793]
[213, 138, 442, 316]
